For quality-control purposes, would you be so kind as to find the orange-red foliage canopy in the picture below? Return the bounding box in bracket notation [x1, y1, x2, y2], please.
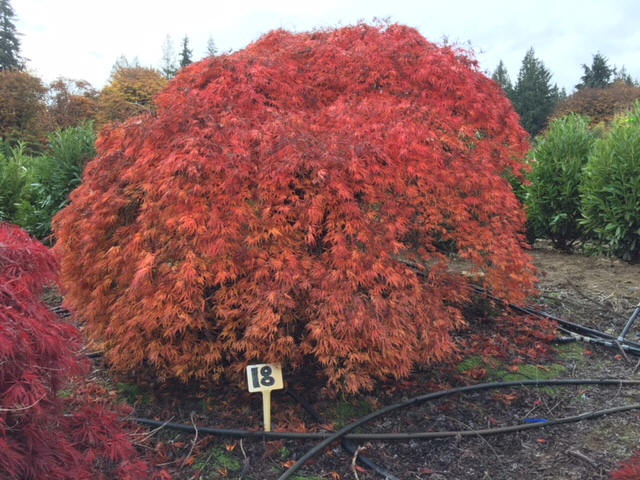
[54, 24, 535, 393]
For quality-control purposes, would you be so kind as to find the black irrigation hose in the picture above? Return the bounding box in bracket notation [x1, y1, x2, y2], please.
[402, 260, 640, 354]
[131, 396, 640, 442]
[130, 379, 640, 477]
[278, 378, 640, 479]
[285, 389, 400, 480]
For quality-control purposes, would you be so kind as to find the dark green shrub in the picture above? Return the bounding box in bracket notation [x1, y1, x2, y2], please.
[17, 122, 95, 240]
[0, 141, 29, 222]
[580, 102, 640, 261]
[525, 114, 595, 250]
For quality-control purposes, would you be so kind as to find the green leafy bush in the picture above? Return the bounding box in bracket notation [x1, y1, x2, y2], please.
[525, 114, 595, 249]
[17, 122, 95, 240]
[580, 102, 640, 261]
[0, 141, 29, 222]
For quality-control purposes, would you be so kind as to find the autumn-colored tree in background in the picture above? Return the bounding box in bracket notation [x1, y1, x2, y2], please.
[554, 82, 640, 126]
[48, 77, 98, 129]
[96, 66, 167, 128]
[54, 24, 536, 393]
[0, 223, 157, 479]
[0, 70, 50, 148]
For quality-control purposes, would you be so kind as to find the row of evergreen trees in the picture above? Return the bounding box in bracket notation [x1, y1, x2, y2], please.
[159, 34, 217, 78]
[492, 50, 637, 137]
[3, 0, 637, 141]
[0, 0, 215, 80]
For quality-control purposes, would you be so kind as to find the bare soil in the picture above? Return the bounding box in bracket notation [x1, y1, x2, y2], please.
[109, 245, 640, 480]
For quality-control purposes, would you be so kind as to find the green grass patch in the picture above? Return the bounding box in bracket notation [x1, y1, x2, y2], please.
[493, 363, 567, 394]
[494, 363, 566, 382]
[115, 382, 152, 406]
[193, 446, 244, 478]
[210, 446, 243, 471]
[456, 355, 487, 374]
[556, 342, 587, 362]
[279, 446, 292, 460]
[332, 398, 373, 428]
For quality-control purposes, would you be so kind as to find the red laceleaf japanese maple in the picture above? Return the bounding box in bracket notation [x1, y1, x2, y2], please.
[0, 223, 153, 479]
[611, 452, 640, 480]
[54, 24, 535, 393]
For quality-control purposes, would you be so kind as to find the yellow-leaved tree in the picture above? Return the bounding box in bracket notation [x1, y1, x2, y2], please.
[96, 67, 167, 128]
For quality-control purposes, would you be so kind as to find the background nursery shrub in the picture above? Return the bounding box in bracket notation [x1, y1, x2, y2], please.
[0, 141, 29, 222]
[0, 223, 156, 480]
[16, 122, 96, 241]
[54, 24, 536, 393]
[580, 101, 640, 261]
[525, 114, 595, 250]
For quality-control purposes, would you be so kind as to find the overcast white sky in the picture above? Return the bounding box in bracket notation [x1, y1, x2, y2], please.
[14, 0, 640, 93]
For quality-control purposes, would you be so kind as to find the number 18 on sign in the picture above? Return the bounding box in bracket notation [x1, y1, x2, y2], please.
[246, 363, 284, 432]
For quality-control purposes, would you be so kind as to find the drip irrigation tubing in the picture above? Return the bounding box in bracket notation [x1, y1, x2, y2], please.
[285, 389, 399, 480]
[401, 260, 640, 355]
[128, 380, 640, 477]
[277, 378, 640, 479]
[131, 396, 640, 442]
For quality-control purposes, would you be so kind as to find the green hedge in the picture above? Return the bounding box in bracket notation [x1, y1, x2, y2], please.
[580, 102, 640, 261]
[0, 142, 29, 222]
[525, 114, 595, 250]
[16, 122, 96, 241]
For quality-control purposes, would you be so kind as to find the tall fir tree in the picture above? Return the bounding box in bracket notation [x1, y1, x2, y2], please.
[160, 34, 178, 78]
[110, 55, 140, 75]
[614, 65, 636, 86]
[491, 60, 514, 98]
[179, 35, 192, 68]
[205, 36, 218, 57]
[576, 53, 615, 90]
[0, 0, 22, 71]
[512, 48, 559, 137]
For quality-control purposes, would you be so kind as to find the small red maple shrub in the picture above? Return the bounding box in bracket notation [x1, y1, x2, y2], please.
[0, 223, 155, 479]
[611, 452, 640, 480]
[54, 24, 535, 393]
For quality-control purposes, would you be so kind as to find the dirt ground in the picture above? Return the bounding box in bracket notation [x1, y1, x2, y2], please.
[112, 245, 640, 480]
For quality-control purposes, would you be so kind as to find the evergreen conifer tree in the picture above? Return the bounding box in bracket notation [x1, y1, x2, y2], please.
[614, 66, 636, 86]
[160, 35, 178, 78]
[0, 0, 22, 71]
[512, 48, 559, 137]
[576, 53, 615, 90]
[179, 36, 192, 68]
[492, 60, 514, 98]
[205, 36, 217, 57]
